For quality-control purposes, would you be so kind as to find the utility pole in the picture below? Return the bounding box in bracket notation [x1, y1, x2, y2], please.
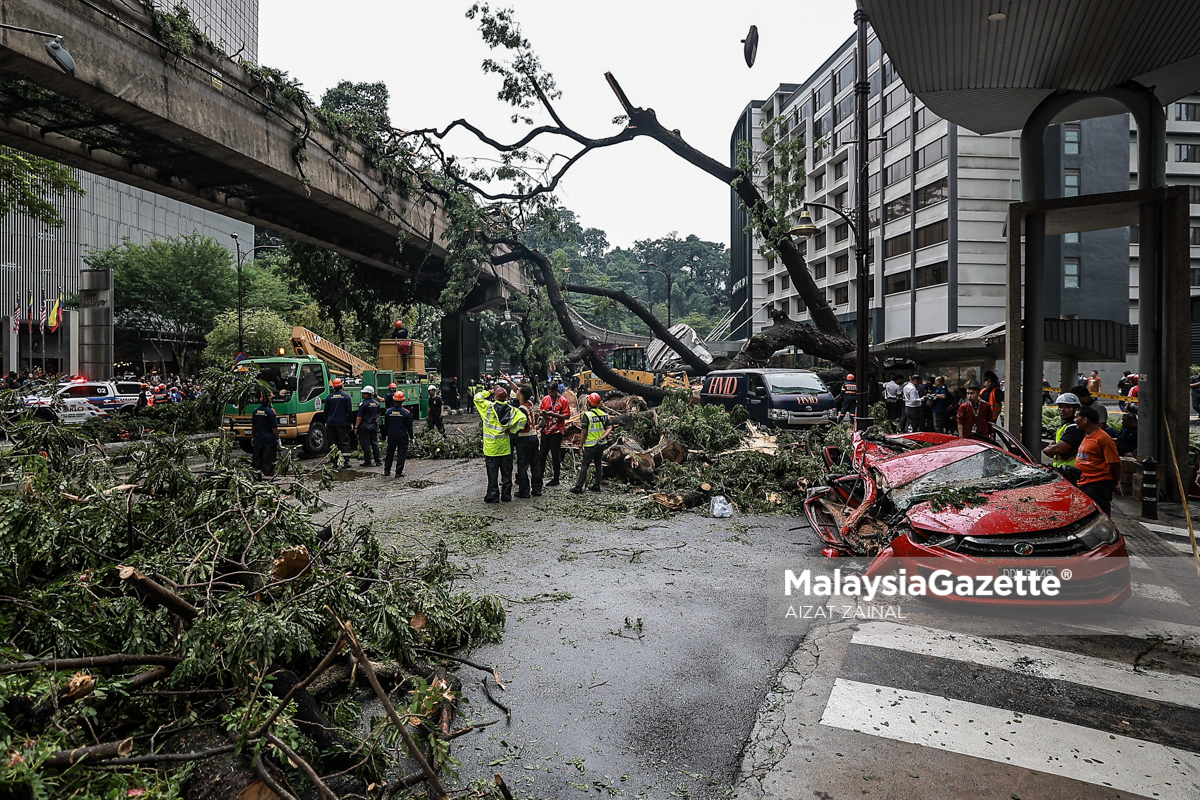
[853, 0, 873, 429]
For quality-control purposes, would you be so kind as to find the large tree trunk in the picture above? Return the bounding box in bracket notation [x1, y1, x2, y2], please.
[497, 245, 669, 402]
[729, 317, 863, 372]
[562, 283, 710, 374]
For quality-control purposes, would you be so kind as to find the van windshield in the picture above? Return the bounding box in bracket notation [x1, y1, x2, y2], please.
[764, 373, 828, 394]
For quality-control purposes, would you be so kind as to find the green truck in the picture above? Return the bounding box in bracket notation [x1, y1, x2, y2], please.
[221, 327, 430, 454]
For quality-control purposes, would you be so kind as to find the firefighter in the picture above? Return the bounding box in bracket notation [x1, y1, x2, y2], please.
[571, 393, 612, 494]
[838, 374, 857, 423]
[325, 378, 354, 467]
[382, 391, 414, 478]
[475, 383, 526, 503]
[250, 390, 280, 479]
[384, 383, 399, 409]
[392, 320, 409, 339]
[355, 386, 382, 467]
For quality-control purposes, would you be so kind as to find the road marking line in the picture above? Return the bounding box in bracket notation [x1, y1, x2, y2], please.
[1132, 582, 1189, 605]
[1166, 540, 1198, 554]
[852, 622, 1200, 708]
[1141, 522, 1195, 539]
[1128, 554, 1151, 570]
[1058, 616, 1200, 647]
[822, 678, 1200, 800]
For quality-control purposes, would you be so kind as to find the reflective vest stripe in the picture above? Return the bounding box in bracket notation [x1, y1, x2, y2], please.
[1053, 423, 1077, 468]
[584, 409, 607, 446]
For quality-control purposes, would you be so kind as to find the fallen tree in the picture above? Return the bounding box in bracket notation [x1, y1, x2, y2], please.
[0, 391, 510, 799]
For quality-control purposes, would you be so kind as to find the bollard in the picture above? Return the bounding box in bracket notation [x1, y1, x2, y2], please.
[1141, 456, 1159, 520]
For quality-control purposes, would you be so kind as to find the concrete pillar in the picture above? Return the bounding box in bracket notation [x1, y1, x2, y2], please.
[68, 310, 79, 376]
[1059, 356, 1078, 392]
[440, 313, 480, 390]
[5, 318, 15, 375]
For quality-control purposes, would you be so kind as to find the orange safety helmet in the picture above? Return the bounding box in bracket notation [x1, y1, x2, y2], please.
[393, 391, 405, 403]
[846, 374, 855, 381]
[393, 320, 403, 329]
[388, 383, 397, 390]
[588, 392, 602, 407]
[331, 378, 343, 389]
[493, 386, 509, 401]
[157, 384, 166, 391]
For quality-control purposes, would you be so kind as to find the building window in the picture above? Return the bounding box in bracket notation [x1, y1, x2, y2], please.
[1064, 124, 1081, 155]
[1193, 269, 1200, 287]
[915, 177, 948, 209]
[833, 60, 855, 96]
[868, 102, 880, 130]
[1130, 225, 1139, 243]
[767, 278, 775, 294]
[916, 136, 948, 170]
[884, 232, 911, 258]
[1064, 258, 1080, 289]
[834, 222, 849, 242]
[1064, 232, 1080, 243]
[834, 93, 854, 125]
[834, 285, 850, 305]
[780, 298, 789, 315]
[813, 231, 827, 250]
[781, 275, 789, 290]
[1192, 226, 1200, 246]
[914, 105, 938, 131]
[868, 171, 881, 195]
[814, 260, 827, 279]
[834, 160, 847, 180]
[1177, 144, 1200, 163]
[869, 206, 881, 228]
[915, 261, 948, 288]
[885, 271, 911, 294]
[813, 204, 825, 221]
[813, 112, 831, 140]
[1064, 170, 1080, 197]
[835, 254, 849, 273]
[1176, 102, 1200, 121]
[914, 219, 949, 249]
[885, 195, 911, 222]
[833, 190, 848, 209]
[814, 172, 826, 191]
[1191, 186, 1200, 205]
[816, 81, 832, 109]
[885, 155, 912, 186]
[881, 59, 899, 87]
[885, 116, 911, 150]
[884, 84, 910, 114]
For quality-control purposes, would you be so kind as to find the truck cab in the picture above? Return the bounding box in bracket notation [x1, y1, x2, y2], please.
[221, 329, 430, 454]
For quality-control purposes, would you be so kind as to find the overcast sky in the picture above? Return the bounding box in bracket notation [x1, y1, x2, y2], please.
[259, 1, 859, 250]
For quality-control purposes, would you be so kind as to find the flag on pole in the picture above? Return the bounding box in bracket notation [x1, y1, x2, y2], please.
[12, 296, 19, 334]
[39, 291, 47, 335]
[48, 292, 62, 333]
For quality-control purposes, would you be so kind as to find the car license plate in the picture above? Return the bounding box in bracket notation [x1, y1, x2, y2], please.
[999, 567, 1055, 578]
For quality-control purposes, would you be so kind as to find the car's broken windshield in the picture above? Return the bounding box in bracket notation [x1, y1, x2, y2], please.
[889, 447, 1053, 507]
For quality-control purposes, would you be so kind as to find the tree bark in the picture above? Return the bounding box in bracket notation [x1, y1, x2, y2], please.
[729, 317, 864, 373]
[43, 738, 133, 769]
[496, 245, 669, 402]
[562, 283, 710, 374]
[0, 654, 184, 676]
[119, 565, 201, 620]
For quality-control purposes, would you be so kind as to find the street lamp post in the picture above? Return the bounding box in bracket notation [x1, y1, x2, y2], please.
[638, 262, 674, 326]
[0, 23, 77, 76]
[230, 234, 280, 355]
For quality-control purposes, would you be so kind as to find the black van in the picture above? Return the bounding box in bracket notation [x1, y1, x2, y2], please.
[699, 369, 837, 428]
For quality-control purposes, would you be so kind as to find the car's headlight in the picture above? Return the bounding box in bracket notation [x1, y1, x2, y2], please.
[278, 416, 291, 426]
[768, 409, 787, 420]
[1075, 514, 1119, 550]
[221, 416, 233, 427]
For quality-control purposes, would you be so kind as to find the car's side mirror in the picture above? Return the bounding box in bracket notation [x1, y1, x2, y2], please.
[754, 386, 767, 397]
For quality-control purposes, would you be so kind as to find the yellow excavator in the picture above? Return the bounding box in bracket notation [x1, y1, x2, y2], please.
[573, 345, 690, 393]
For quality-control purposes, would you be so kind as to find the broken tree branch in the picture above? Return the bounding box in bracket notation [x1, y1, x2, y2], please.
[265, 732, 338, 800]
[0, 654, 184, 676]
[118, 565, 200, 620]
[44, 738, 133, 769]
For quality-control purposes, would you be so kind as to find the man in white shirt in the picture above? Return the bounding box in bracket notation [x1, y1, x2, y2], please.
[901, 374, 923, 432]
[883, 375, 903, 424]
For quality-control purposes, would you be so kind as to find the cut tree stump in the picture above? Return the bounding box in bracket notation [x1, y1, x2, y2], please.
[602, 435, 686, 484]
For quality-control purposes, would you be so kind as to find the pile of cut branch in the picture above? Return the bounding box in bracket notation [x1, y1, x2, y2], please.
[0, 397, 511, 799]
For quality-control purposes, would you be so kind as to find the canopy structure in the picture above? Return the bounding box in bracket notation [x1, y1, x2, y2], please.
[861, 0, 1200, 133]
[878, 319, 1127, 365]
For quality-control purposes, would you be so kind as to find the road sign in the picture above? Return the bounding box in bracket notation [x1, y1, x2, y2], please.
[234, 352, 247, 363]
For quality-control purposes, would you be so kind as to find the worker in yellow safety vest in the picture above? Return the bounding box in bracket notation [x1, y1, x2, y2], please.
[475, 384, 527, 503]
[571, 392, 613, 494]
[1041, 392, 1085, 470]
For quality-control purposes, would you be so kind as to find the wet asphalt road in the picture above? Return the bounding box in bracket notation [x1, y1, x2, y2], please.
[317, 454, 814, 799]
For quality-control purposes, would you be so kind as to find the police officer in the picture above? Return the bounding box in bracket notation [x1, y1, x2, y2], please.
[475, 383, 526, 503]
[355, 386, 382, 467]
[571, 393, 612, 494]
[325, 378, 354, 467]
[382, 390, 414, 478]
[250, 391, 280, 478]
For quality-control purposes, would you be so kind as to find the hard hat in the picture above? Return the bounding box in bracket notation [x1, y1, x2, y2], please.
[393, 391, 405, 402]
[1055, 392, 1081, 406]
[846, 373, 854, 381]
[394, 320, 403, 329]
[332, 378, 343, 389]
[362, 385, 375, 395]
[388, 383, 397, 390]
[429, 385, 438, 394]
[493, 386, 509, 401]
[157, 384, 166, 391]
[588, 392, 602, 407]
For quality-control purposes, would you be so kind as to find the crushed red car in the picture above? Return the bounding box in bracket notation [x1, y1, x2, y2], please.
[803, 428, 1131, 606]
